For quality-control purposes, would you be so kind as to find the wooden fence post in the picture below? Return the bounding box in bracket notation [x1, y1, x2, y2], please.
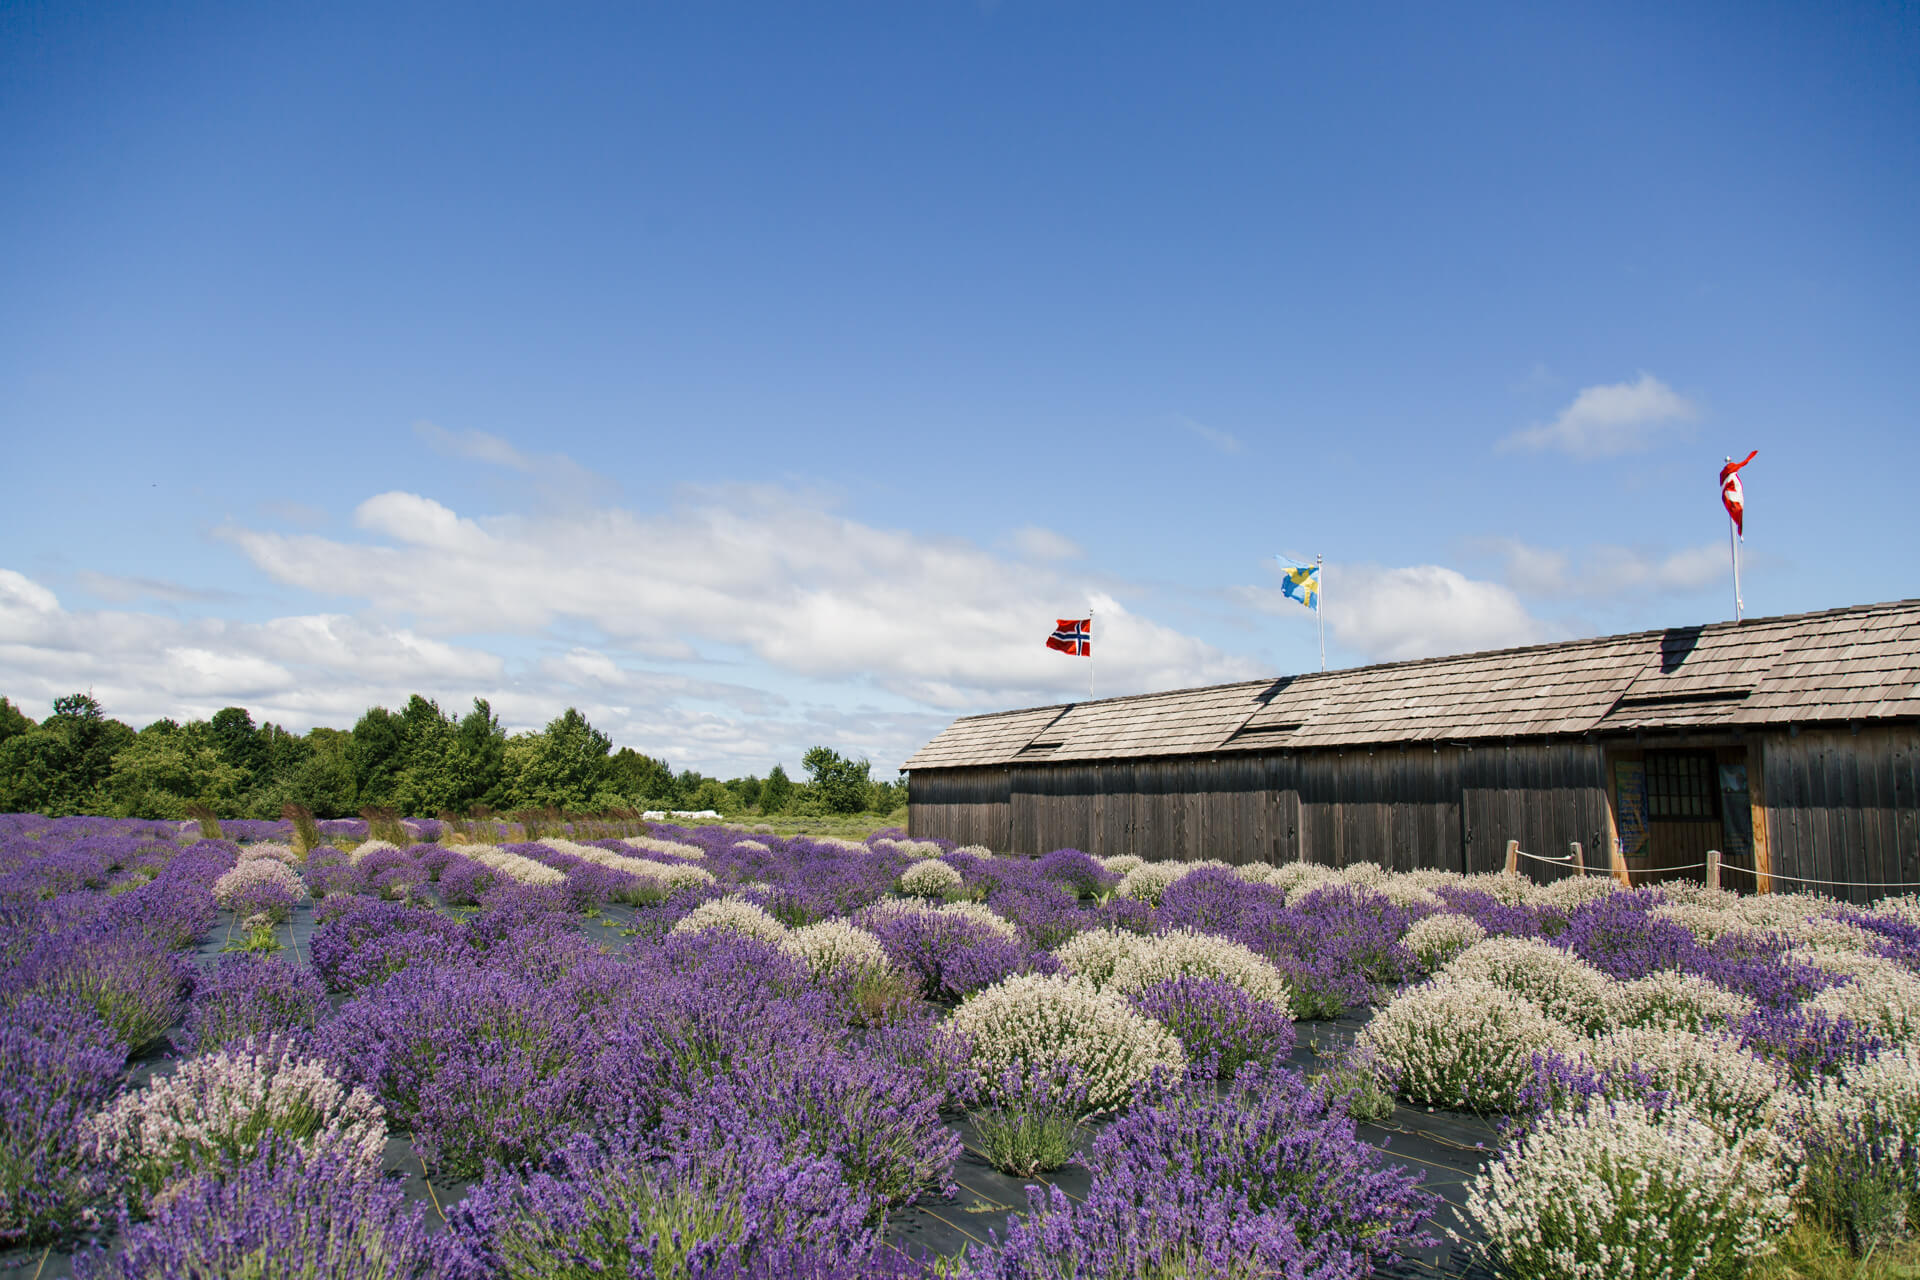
[1504, 839, 1520, 877]
[1609, 835, 1631, 887]
[1570, 841, 1585, 877]
[1707, 849, 1721, 892]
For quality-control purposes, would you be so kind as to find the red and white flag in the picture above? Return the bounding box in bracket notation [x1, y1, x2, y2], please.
[1046, 618, 1091, 657]
[1720, 450, 1758, 537]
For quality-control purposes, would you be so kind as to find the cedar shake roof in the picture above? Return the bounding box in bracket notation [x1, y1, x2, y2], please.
[904, 599, 1920, 770]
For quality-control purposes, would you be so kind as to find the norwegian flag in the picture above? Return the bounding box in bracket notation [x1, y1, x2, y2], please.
[1046, 618, 1091, 657]
[1720, 450, 1758, 536]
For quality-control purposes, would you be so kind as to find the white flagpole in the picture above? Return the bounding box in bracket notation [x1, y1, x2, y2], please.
[1725, 458, 1744, 622]
[1730, 517, 1744, 622]
[1315, 554, 1326, 672]
[1087, 608, 1095, 700]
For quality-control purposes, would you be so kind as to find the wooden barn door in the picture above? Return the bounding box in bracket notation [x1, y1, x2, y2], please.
[1644, 750, 1722, 883]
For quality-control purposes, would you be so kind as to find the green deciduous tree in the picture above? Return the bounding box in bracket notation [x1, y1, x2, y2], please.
[0, 693, 136, 816]
[610, 747, 675, 803]
[391, 694, 456, 815]
[0, 697, 32, 746]
[448, 698, 507, 811]
[513, 707, 613, 809]
[208, 706, 265, 780]
[108, 726, 243, 819]
[348, 706, 405, 809]
[287, 728, 357, 817]
[802, 746, 873, 815]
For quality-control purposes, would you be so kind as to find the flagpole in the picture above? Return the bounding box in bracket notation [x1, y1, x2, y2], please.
[1729, 517, 1744, 622]
[1087, 608, 1095, 700]
[1315, 554, 1326, 672]
[1725, 457, 1744, 622]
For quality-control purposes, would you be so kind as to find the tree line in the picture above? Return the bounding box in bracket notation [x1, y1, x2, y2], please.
[0, 693, 904, 821]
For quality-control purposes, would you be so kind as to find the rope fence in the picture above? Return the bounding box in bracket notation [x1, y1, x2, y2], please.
[1509, 839, 1920, 893]
[1718, 862, 1920, 892]
[1510, 845, 1708, 877]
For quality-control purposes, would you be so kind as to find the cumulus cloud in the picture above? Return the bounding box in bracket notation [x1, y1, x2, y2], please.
[1236, 561, 1549, 663]
[1326, 565, 1548, 662]
[1500, 373, 1699, 457]
[0, 572, 504, 733]
[1, 478, 1277, 773]
[0, 566, 952, 774]
[1471, 536, 1725, 598]
[219, 486, 1260, 709]
[1009, 526, 1084, 561]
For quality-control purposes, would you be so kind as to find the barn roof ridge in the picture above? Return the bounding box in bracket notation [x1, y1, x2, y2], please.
[904, 597, 1920, 770]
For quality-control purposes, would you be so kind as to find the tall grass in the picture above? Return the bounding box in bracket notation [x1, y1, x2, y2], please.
[183, 802, 223, 840]
[282, 802, 319, 856]
[358, 806, 410, 845]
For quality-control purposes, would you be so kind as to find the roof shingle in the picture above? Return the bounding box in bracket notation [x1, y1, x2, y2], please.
[903, 598, 1920, 770]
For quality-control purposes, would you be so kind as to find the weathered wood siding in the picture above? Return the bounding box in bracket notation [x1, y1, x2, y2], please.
[905, 767, 1009, 851]
[1760, 726, 1920, 903]
[910, 741, 1613, 875]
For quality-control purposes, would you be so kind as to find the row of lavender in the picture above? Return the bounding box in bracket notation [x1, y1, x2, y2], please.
[3, 811, 1918, 1278]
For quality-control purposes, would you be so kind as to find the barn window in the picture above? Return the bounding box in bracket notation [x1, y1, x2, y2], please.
[1645, 752, 1718, 820]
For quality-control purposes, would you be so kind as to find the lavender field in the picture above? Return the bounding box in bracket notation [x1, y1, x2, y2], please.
[3, 812, 1917, 1279]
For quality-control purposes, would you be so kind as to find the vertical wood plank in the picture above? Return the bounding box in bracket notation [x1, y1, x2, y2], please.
[1894, 733, 1919, 894]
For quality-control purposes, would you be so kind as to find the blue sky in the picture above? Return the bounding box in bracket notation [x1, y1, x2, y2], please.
[2, 1, 1915, 775]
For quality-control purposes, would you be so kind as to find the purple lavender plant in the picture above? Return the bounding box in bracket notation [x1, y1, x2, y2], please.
[1561, 889, 1706, 980]
[308, 898, 469, 992]
[1158, 865, 1283, 937]
[988, 884, 1093, 950]
[1841, 906, 1920, 972]
[1432, 884, 1554, 938]
[5, 928, 193, 1053]
[433, 853, 503, 905]
[963, 1060, 1090, 1176]
[175, 953, 329, 1054]
[870, 911, 1056, 1002]
[317, 959, 596, 1178]
[413, 842, 458, 881]
[1689, 930, 1842, 1009]
[1093, 894, 1156, 935]
[0, 995, 121, 1245]
[1128, 975, 1297, 1078]
[1284, 883, 1416, 985]
[587, 942, 840, 1128]
[74, 1135, 437, 1279]
[1033, 848, 1119, 899]
[438, 1132, 880, 1280]
[1738, 1004, 1884, 1083]
[664, 1050, 961, 1214]
[103, 875, 219, 949]
[983, 1063, 1435, 1280]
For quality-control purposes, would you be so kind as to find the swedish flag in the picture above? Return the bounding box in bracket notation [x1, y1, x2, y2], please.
[1276, 558, 1319, 611]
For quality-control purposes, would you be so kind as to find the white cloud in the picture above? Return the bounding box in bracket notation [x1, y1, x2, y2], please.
[1009, 526, 1084, 561]
[1328, 565, 1548, 661]
[1180, 416, 1243, 454]
[1473, 536, 1725, 598]
[0, 575, 508, 731]
[0, 478, 1271, 773]
[219, 485, 1260, 709]
[1500, 373, 1699, 457]
[74, 571, 241, 605]
[414, 421, 617, 503]
[1236, 561, 1549, 664]
[0, 570, 59, 616]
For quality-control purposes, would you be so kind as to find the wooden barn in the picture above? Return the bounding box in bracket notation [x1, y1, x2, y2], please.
[904, 599, 1920, 902]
